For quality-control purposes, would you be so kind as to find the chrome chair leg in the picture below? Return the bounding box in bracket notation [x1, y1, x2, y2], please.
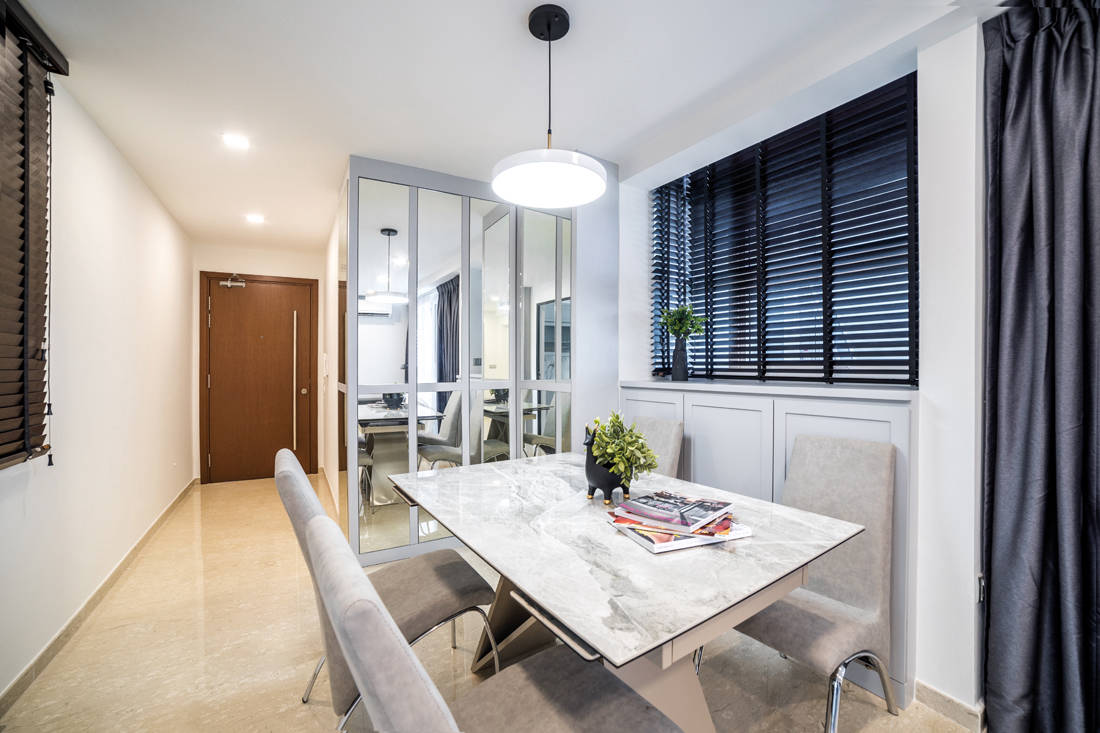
[863, 651, 899, 715]
[336, 694, 361, 731]
[825, 650, 897, 733]
[472, 605, 501, 675]
[451, 618, 458, 649]
[693, 646, 703, 675]
[825, 662, 846, 733]
[408, 606, 501, 675]
[302, 654, 325, 703]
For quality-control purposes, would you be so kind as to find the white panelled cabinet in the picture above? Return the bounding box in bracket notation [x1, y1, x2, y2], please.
[620, 380, 917, 708]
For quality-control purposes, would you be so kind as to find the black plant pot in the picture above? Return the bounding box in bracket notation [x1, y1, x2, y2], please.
[382, 392, 404, 409]
[671, 337, 688, 381]
[583, 429, 627, 504]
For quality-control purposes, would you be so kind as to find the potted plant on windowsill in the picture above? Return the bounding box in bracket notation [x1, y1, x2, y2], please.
[659, 305, 705, 381]
[583, 412, 658, 505]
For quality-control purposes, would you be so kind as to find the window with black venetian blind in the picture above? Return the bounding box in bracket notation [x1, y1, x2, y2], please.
[0, 1, 66, 470]
[651, 73, 917, 385]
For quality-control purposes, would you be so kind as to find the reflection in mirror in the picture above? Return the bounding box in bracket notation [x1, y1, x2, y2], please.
[414, 388, 458, 541]
[470, 200, 510, 380]
[417, 190, 461, 385]
[471, 389, 511, 465]
[522, 211, 557, 381]
[414, 389, 462, 470]
[521, 389, 568, 456]
[561, 218, 572, 380]
[335, 182, 349, 529]
[358, 179, 410, 386]
[356, 390, 411, 554]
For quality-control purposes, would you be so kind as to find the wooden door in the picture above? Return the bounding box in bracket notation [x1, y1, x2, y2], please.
[200, 272, 318, 483]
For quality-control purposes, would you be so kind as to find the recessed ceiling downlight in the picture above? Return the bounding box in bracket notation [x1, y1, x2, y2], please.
[245, 213, 265, 224]
[222, 132, 250, 150]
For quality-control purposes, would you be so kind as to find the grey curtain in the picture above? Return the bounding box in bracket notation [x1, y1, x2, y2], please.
[436, 276, 459, 411]
[983, 7, 1100, 732]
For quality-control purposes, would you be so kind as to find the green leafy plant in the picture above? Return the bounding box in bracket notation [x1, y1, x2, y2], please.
[659, 305, 705, 339]
[588, 412, 658, 488]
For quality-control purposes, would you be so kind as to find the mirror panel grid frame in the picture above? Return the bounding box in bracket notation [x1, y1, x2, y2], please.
[347, 156, 573, 565]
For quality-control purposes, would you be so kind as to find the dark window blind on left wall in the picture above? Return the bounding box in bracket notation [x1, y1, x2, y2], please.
[0, 2, 67, 471]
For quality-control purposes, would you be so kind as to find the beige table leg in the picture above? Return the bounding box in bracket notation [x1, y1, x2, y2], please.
[471, 577, 557, 673]
[607, 649, 717, 733]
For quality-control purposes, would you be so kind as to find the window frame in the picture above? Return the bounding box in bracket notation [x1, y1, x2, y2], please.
[650, 73, 918, 387]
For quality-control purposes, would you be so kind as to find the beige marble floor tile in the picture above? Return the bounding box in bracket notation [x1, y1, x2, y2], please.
[1, 474, 965, 733]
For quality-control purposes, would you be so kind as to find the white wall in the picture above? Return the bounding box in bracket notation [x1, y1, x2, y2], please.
[319, 195, 344, 507]
[189, 241, 325, 478]
[914, 22, 984, 708]
[0, 82, 194, 697]
[571, 158, 621, 449]
[618, 183, 651, 382]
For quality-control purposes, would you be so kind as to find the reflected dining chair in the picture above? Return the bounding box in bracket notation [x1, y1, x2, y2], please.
[733, 434, 898, 732]
[273, 449, 499, 726]
[630, 415, 684, 478]
[305, 512, 680, 733]
[417, 391, 462, 468]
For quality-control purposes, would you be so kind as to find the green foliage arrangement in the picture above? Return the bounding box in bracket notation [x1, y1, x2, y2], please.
[659, 305, 705, 339]
[589, 412, 659, 488]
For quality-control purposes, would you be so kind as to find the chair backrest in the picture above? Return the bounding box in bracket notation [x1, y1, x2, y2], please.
[306, 514, 461, 733]
[632, 416, 684, 478]
[437, 391, 462, 446]
[273, 449, 358, 716]
[781, 435, 895, 620]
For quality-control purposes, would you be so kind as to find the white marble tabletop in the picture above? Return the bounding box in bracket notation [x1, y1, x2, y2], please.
[358, 402, 442, 423]
[390, 452, 863, 667]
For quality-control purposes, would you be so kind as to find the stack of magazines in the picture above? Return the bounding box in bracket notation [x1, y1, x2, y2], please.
[608, 491, 751, 554]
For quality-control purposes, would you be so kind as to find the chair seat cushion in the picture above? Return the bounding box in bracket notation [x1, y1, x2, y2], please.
[451, 645, 679, 733]
[418, 433, 454, 447]
[418, 443, 461, 464]
[735, 587, 885, 676]
[369, 549, 495, 642]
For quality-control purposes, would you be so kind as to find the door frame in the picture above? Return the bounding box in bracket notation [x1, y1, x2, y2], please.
[199, 271, 319, 483]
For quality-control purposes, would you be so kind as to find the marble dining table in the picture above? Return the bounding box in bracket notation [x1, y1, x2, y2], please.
[390, 452, 862, 733]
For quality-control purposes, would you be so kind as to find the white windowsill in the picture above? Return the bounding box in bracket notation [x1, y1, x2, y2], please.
[620, 378, 917, 403]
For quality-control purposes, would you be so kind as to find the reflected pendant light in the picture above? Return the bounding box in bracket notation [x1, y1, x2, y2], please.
[491, 5, 606, 209]
[366, 227, 407, 304]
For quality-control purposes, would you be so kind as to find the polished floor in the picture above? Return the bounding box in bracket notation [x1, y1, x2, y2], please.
[1, 475, 966, 732]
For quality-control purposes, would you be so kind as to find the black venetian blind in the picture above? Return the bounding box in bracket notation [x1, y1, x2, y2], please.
[651, 73, 918, 385]
[0, 1, 66, 470]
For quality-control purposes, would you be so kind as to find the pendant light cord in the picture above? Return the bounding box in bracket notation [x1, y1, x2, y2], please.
[385, 232, 392, 291]
[546, 21, 552, 149]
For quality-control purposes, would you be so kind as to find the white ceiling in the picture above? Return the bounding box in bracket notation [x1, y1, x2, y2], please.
[27, 0, 959, 251]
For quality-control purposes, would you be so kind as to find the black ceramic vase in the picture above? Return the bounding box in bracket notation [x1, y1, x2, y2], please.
[671, 337, 688, 381]
[583, 429, 627, 504]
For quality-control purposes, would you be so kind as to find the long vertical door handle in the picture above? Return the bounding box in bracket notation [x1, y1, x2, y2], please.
[292, 310, 298, 451]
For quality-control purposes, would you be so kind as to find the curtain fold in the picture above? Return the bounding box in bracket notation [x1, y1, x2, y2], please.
[983, 7, 1100, 731]
[436, 275, 460, 411]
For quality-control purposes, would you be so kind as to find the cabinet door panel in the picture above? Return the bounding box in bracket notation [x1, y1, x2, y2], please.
[619, 388, 684, 423]
[683, 393, 773, 501]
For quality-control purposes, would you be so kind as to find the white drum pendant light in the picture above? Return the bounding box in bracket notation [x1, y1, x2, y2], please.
[491, 5, 606, 209]
[365, 227, 407, 304]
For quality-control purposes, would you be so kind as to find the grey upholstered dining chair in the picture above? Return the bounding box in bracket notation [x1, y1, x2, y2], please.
[631, 415, 684, 478]
[305, 512, 680, 733]
[273, 449, 499, 729]
[733, 435, 898, 733]
[417, 391, 462, 468]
